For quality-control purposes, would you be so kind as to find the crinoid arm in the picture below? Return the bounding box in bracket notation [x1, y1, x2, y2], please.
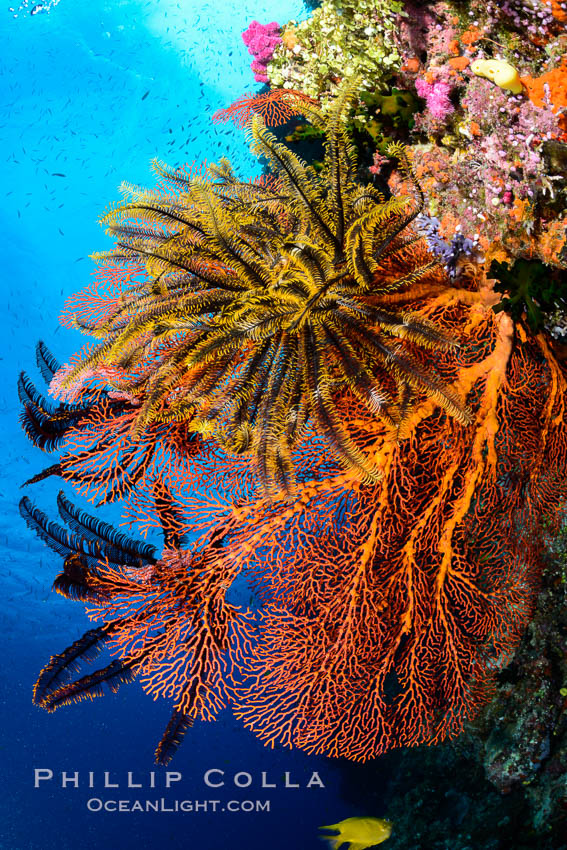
[56, 491, 157, 565]
[155, 710, 195, 766]
[33, 624, 117, 707]
[24, 492, 158, 713]
[19, 495, 155, 573]
[41, 658, 139, 712]
[36, 341, 61, 385]
[18, 371, 93, 452]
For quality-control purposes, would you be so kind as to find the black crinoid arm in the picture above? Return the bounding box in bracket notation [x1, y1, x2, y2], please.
[55, 79, 469, 499]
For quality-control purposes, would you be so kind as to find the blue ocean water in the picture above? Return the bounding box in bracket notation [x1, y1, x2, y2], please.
[0, 1, 381, 847]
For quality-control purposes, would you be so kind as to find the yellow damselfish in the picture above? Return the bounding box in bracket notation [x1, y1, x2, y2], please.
[319, 816, 393, 849]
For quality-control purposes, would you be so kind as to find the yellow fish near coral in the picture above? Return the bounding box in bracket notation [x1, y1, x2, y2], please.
[470, 58, 523, 94]
[319, 816, 393, 849]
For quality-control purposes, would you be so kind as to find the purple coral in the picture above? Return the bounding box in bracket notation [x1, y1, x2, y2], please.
[415, 77, 454, 122]
[242, 20, 281, 83]
[417, 215, 477, 278]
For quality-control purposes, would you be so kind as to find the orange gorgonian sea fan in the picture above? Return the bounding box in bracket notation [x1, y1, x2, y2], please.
[213, 87, 318, 127]
[18, 82, 567, 764]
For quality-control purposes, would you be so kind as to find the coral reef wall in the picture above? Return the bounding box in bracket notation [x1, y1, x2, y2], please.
[268, 0, 567, 276]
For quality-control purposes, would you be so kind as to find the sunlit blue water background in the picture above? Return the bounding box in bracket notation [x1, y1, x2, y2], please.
[0, 1, 382, 847]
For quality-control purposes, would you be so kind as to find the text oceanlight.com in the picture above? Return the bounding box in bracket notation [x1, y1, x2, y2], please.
[86, 798, 271, 813]
[33, 768, 325, 811]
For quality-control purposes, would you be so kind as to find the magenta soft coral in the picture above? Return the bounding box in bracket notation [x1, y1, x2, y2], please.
[415, 76, 454, 122]
[242, 20, 281, 83]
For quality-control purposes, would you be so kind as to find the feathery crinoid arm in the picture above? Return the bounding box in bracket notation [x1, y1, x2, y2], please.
[98, 196, 205, 287]
[345, 195, 412, 290]
[247, 115, 339, 255]
[185, 178, 275, 290]
[373, 142, 425, 261]
[319, 75, 361, 252]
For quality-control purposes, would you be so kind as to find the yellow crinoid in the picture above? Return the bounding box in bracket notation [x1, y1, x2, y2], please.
[60, 79, 468, 497]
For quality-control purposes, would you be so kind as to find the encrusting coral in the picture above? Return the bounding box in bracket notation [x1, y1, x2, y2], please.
[267, 0, 403, 112]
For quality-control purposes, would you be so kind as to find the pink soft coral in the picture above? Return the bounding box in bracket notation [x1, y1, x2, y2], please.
[415, 77, 454, 121]
[369, 151, 391, 174]
[242, 20, 281, 83]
